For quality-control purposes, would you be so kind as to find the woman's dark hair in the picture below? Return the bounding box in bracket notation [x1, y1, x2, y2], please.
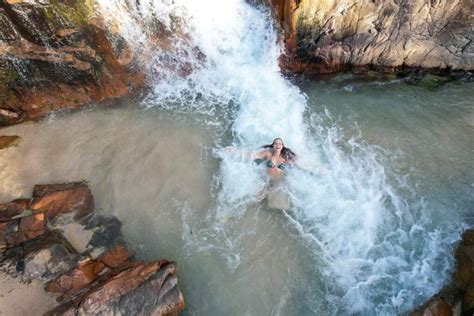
[262, 138, 297, 162]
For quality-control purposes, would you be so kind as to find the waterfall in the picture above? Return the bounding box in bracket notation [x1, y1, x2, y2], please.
[95, 0, 465, 314]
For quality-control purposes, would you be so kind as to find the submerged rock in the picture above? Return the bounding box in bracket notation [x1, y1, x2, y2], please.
[0, 135, 21, 150]
[268, 0, 474, 75]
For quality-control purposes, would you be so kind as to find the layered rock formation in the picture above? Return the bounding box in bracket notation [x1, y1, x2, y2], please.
[268, 0, 474, 75]
[0, 182, 185, 315]
[0, 0, 144, 126]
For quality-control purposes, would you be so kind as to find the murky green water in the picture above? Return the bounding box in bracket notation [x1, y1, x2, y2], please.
[301, 76, 473, 220]
[0, 77, 473, 315]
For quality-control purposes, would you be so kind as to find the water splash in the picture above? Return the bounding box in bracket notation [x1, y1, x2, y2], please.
[96, 0, 464, 313]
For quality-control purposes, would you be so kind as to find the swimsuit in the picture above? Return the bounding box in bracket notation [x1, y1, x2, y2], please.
[266, 159, 286, 170]
[253, 159, 287, 170]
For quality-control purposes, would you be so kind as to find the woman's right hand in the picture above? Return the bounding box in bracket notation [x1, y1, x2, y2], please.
[225, 146, 237, 153]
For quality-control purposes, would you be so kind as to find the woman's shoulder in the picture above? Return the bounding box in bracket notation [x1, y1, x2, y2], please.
[255, 150, 271, 160]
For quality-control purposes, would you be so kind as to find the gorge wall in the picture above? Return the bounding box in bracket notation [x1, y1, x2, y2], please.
[268, 0, 474, 75]
[1, 0, 472, 126]
[0, 0, 144, 126]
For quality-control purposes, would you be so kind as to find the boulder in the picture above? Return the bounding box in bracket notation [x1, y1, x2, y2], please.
[1, 213, 46, 247]
[86, 214, 128, 258]
[0, 182, 185, 316]
[76, 260, 184, 316]
[0, 198, 30, 222]
[454, 245, 474, 290]
[99, 245, 132, 269]
[31, 182, 94, 221]
[418, 297, 453, 316]
[24, 243, 81, 282]
[463, 278, 474, 315]
[45, 245, 132, 302]
[46, 258, 107, 301]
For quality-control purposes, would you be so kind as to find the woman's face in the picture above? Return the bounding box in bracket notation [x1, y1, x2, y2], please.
[273, 138, 283, 151]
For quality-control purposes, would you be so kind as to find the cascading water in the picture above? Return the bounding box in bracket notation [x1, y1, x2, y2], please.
[2, 0, 467, 314]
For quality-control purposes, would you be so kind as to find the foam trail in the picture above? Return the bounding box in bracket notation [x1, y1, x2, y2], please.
[96, 0, 464, 314]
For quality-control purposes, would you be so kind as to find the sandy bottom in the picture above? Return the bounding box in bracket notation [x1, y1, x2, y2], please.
[0, 272, 57, 315]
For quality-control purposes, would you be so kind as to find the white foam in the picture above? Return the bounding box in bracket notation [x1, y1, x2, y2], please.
[95, 0, 463, 313]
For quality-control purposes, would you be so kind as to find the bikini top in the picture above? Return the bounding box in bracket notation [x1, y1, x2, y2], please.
[266, 159, 286, 170]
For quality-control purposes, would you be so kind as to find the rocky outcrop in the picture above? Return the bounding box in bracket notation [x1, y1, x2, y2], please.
[0, 0, 144, 126]
[0, 135, 21, 149]
[411, 229, 474, 316]
[268, 0, 474, 75]
[0, 182, 185, 316]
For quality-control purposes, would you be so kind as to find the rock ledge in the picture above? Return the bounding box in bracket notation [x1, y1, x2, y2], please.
[0, 182, 185, 316]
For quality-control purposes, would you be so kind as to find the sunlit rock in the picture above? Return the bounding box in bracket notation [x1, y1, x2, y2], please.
[76, 260, 184, 316]
[31, 182, 94, 221]
[268, 0, 474, 75]
[0, 182, 185, 315]
[0, 0, 144, 126]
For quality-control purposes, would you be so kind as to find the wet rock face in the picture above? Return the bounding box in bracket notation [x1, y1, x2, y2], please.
[0, 182, 185, 316]
[411, 229, 474, 316]
[0, 0, 144, 126]
[268, 0, 474, 75]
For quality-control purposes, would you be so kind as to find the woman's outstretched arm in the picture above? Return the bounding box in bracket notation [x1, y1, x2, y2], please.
[225, 147, 269, 160]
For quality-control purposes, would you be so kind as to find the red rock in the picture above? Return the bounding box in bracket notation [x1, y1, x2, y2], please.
[82, 261, 169, 308]
[2, 213, 46, 246]
[19, 213, 46, 239]
[46, 259, 106, 300]
[75, 260, 184, 315]
[0, 9, 145, 127]
[31, 182, 94, 221]
[421, 298, 452, 316]
[463, 280, 474, 315]
[0, 198, 30, 222]
[454, 245, 473, 290]
[99, 245, 131, 268]
[0, 135, 22, 150]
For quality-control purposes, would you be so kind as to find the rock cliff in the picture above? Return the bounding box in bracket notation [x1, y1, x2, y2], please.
[268, 0, 474, 75]
[0, 0, 144, 126]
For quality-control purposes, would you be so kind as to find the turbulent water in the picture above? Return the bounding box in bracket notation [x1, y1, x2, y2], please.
[1, 0, 473, 315]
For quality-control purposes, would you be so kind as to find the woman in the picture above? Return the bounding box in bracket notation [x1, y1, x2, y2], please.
[227, 138, 297, 180]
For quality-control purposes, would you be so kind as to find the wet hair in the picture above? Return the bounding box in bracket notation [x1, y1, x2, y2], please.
[261, 138, 297, 162]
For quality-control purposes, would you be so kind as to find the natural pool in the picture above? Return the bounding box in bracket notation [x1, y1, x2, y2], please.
[1, 0, 473, 314]
[1, 75, 472, 315]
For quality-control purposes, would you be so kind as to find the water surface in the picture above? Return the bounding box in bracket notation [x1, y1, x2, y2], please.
[1, 0, 473, 314]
